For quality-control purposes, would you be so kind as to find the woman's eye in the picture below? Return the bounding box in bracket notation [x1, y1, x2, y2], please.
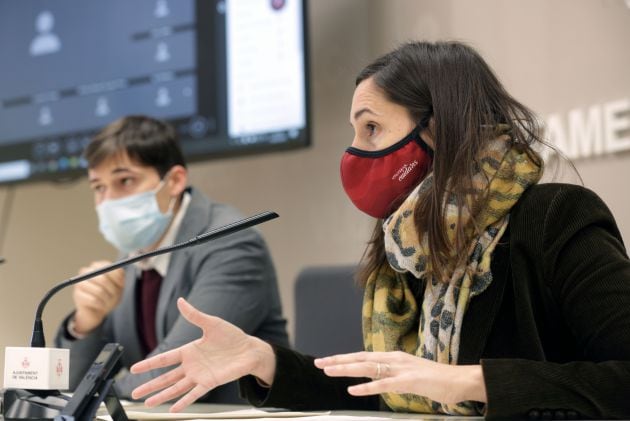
[366, 124, 376, 136]
[92, 185, 105, 193]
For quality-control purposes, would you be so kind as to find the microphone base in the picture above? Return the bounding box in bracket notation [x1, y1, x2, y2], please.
[1, 388, 68, 420]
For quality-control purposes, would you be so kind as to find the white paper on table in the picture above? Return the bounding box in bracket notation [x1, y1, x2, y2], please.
[181, 417, 419, 421]
[96, 408, 331, 420]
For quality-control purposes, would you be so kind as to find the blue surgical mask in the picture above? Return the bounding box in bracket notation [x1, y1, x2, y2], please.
[96, 179, 175, 253]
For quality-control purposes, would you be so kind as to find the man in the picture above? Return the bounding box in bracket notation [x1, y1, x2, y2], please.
[55, 115, 288, 403]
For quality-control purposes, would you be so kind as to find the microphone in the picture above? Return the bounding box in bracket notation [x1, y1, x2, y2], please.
[2, 211, 279, 420]
[31, 210, 279, 348]
[5, 211, 278, 388]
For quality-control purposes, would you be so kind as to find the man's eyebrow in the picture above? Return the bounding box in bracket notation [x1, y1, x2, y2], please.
[88, 167, 136, 183]
[110, 167, 135, 174]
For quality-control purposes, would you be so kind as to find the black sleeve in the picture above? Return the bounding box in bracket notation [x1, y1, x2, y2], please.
[482, 185, 630, 420]
[239, 345, 380, 411]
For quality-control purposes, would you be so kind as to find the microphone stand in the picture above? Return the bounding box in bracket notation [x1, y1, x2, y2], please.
[1, 211, 279, 420]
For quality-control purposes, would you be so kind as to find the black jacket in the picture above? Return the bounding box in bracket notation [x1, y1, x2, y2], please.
[240, 183, 630, 419]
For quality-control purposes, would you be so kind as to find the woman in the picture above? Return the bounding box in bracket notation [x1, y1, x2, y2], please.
[129, 41, 630, 419]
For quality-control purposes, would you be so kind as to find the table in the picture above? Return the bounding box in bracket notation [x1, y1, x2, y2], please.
[115, 402, 485, 421]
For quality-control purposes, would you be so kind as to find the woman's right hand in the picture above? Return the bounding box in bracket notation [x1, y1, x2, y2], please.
[130, 297, 276, 412]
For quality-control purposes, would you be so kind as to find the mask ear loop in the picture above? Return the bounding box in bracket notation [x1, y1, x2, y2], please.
[163, 195, 177, 215]
[154, 171, 177, 216]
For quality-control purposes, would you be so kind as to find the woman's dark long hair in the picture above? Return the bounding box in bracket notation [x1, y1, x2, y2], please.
[356, 41, 544, 286]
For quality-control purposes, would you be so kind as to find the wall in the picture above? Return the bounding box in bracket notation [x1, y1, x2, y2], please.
[1, 0, 629, 375]
[367, 0, 630, 236]
[0, 0, 375, 365]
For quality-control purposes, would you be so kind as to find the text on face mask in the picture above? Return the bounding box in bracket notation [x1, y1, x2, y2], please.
[392, 160, 419, 182]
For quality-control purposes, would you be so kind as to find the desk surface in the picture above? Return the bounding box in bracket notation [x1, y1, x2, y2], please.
[118, 402, 484, 421]
[0, 394, 481, 420]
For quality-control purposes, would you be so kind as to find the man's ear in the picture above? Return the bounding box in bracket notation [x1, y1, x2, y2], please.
[167, 165, 188, 197]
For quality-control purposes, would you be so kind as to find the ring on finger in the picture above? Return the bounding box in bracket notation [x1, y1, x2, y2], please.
[375, 362, 381, 380]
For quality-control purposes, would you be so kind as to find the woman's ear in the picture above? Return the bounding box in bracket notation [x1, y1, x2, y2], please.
[420, 117, 436, 149]
[420, 130, 435, 150]
[167, 165, 188, 197]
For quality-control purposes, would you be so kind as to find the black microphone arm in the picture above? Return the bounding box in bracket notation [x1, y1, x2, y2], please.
[30, 210, 279, 348]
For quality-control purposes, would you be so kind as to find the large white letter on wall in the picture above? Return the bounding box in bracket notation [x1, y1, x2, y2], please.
[568, 105, 603, 158]
[604, 99, 630, 154]
[545, 98, 630, 159]
[545, 113, 569, 158]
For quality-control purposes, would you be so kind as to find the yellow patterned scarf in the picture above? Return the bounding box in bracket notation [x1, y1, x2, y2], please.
[362, 132, 542, 415]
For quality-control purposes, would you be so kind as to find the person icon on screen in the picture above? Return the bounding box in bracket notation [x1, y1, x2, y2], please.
[39, 106, 53, 126]
[270, 0, 286, 11]
[155, 42, 171, 63]
[29, 11, 62, 57]
[156, 87, 171, 107]
[154, 0, 170, 18]
[95, 97, 111, 117]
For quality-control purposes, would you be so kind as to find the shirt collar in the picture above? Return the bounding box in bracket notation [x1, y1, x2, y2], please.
[134, 191, 192, 277]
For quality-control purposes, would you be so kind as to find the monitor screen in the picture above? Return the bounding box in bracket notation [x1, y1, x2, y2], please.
[0, 0, 309, 184]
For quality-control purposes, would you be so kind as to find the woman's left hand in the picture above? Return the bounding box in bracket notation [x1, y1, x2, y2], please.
[314, 351, 487, 404]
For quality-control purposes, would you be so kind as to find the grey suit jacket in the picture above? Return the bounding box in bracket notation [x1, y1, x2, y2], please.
[55, 187, 289, 403]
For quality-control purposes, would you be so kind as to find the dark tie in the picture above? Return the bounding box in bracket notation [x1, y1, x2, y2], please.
[137, 269, 163, 356]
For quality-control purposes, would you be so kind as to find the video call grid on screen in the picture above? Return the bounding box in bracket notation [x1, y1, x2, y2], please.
[0, 0, 309, 184]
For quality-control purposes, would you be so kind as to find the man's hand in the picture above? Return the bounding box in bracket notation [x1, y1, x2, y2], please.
[72, 260, 125, 335]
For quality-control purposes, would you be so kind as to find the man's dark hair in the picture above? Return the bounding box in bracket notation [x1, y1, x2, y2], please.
[84, 115, 186, 177]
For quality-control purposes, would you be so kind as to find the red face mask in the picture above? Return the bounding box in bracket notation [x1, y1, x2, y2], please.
[340, 126, 433, 219]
